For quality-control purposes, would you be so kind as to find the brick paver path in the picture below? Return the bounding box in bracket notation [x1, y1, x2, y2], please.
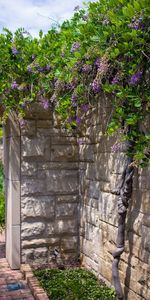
[0, 231, 34, 300]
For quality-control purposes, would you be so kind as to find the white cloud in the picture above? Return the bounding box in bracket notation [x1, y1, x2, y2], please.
[0, 0, 95, 37]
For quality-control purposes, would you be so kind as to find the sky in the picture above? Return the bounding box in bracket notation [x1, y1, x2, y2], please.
[0, 0, 95, 37]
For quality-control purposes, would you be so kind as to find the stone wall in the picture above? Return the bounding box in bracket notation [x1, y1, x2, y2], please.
[20, 105, 79, 266]
[4, 100, 150, 299]
[79, 96, 150, 300]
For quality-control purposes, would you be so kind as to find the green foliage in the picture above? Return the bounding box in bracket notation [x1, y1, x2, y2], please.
[0, 162, 4, 230]
[0, 0, 150, 165]
[34, 268, 115, 300]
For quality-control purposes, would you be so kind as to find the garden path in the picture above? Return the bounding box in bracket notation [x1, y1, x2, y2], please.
[0, 231, 34, 300]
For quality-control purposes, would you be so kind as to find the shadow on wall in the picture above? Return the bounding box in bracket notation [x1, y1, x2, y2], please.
[79, 99, 150, 299]
[125, 166, 150, 300]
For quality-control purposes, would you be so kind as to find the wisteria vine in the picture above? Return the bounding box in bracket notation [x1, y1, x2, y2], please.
[0, 0, 150, 298]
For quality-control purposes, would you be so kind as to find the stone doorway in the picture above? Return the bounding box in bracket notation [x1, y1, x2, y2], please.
[3, 116, 21, 269]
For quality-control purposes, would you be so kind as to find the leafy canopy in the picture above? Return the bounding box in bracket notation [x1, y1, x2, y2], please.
[0, 0, 150, 166]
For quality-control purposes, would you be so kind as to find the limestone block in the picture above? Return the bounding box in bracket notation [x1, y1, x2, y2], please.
[46, 222, 56, 236]
[79, 144, 94, 162]
[138, 164, 150, 177]
[37, 120, 53, 128]
[56, 203, 78, 218]
[139, 175, 150, 190]
[21, 120, 36, 136]
[22, 247, 48, 264]
[82, 206, 99, 226]
[86, 180, 101, 199]
[95, 135, 118, 152]
[61, 236, 78, 251]
[141, 225, 150, 253]
[82, 223, 100, 242]
[80, 162, 88, 170]
[81, 254, 99, 273]
[126, 211, 143, 236]
[21, 196, 55, 220]
[81, 236, 101, 262]
[22, 238, 59, 249]
[21, 178, 46, 196]
[82, 195, 99, 209]
[21, 222, 46, 239]
[33, 247, 48, 263]
[24, 103, 52, 120]
[98, 192, 118, 226]
[21, 135, 50, 158]
[56, 219, 78, 234]
[95, 152, 126, 181]
[46, 170, 78, 193]
[51, 145, 78, 161]
[99, 259, 113, 283]
[141, 191, 150, 214]
[52, 136, 77, 145]
[85, 163, 96, 180]
[21, 161, 37, 176]
[38, 162, 79, 171]
[57, 195, 79, 203]
[142, 213, 150, 227]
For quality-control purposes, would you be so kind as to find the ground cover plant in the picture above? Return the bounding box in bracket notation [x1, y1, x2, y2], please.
[0, 0, 149, 299]
[34, 268, 115, 300]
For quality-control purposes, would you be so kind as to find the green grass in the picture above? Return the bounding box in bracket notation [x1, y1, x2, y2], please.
[0, 161, 4, 231]
[34, 268, 115, 300]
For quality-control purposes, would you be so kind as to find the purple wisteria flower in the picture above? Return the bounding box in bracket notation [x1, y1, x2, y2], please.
[45, 65, 51, 72]
[111, 142, 122, 152]
[50, 94, 57, 105]
[21, 103, 26, 108]
[27, 65, 32, 72]
[37, 67, 44, 72]
[70, 42, 81, 53]
[11, 81, 18, 89]
[111, 75, 119, 85]
[71, 94, 78, 107]
[19, 119, 27, 128]
[82, 64, 92, 74]
[77, 138, 84, 145]
[129, 71, 143, 85]
[81, 104, 89, 112]
[91, 79, 101, 94]
[128, 17, 149, 30]
[12, 46, 18, 55]
[54, 79, 64, 91]
[76, 116, 81, 125]
[95, 58, 101, 68]
[40, 98, 49, 110]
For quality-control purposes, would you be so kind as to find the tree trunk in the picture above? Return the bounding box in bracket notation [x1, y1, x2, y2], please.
[112, 156, 134, 300]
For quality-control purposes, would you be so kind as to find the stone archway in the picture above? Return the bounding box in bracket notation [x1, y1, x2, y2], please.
[3, 116, 21, 269]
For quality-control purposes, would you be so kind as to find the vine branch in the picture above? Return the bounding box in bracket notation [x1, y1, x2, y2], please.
[112, 155, 135, 300]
